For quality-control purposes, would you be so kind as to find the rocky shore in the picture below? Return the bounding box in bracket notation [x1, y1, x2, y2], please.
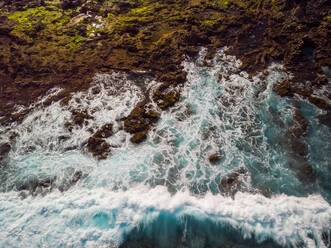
[0, 0, 330, 159]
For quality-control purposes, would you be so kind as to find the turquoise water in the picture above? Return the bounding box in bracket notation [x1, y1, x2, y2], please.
[0, 49, 330, 248]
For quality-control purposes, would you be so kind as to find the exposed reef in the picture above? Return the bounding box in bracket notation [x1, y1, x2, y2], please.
[0, 0, 330, 159]
[87, 123, 113, 159]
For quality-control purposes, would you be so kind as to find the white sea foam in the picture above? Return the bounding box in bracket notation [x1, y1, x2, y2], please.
[0, 48, 330, 248]
[0, 186, 330, 248]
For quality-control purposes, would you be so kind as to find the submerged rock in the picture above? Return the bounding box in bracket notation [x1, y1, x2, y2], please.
[317, 111, 331, 127]
[17, 177, 55, 195]
[219, 168, 248, 196]
[0, 142, 11, 164]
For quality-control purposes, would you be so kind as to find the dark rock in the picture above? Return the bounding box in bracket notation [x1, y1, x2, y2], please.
[130, 130, 148, 144]
[94, 123, 113, 139]
[290, 161, 316, 182]
[290, 109, 308, 138]
[17, 177, 55, 193]
[58, 135, 70, 142]
[72, 109, 94, 126]
[0, 142, 11, 157]
[208, 153, 221, 164]
[321, 230, 330, 248]
[314, 74, 328, 85]
[58, 170, 84, 192]
[1, 0, 330, 141]
[308, 96, 330, 110]
[61, 0, 82, 9]
[219, 167, 247, 195]
[87, 135, 111, 159]
[153, 89, 180, 110]
[71, 170, 82, 184]
[65, 110, 94, 131]
[291, 138, 308, 157]
[124, 106, 159, 140]
[273, 81, 294, 97]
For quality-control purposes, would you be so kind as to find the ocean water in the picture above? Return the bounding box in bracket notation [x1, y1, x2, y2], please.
[0, 49, 330, 248]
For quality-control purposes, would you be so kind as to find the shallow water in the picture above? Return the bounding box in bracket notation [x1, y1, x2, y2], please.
[0, 49, 330, 248]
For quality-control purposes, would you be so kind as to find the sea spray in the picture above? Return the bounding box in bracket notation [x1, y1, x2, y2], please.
[0, 49, 330, 247]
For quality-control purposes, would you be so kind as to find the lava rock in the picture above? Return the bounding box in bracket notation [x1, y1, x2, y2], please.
[219, 168, 248, 195]
[87, 135, 111, 159]
[0, 142, 11, 162]
[130, 130, 148, 144]
[308, 96, 330, 110]
[94, 123, 113, 139]
[0, 142, 10, 156]
[273, 80, 294, 97]
[17, 177, 55, 194]
[61, 0, 82, 9]
[208, 153, 221, 164]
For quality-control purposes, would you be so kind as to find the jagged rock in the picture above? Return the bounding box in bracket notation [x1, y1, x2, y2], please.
[321, 230, 331, 248]
[87, 135, 111, 159]
[85, 123, 113, 159]
[124, 105, 159, 143]
[208, 153, 221, 164]
[0, 0, 330, 138]
[58, 170, 84, 192]
[130, 130, 148, 144]
[94, 123, 113, 139]
[290, 109, 308, 138]
[308, 96, 330, 110]
[65, 110, 94, 131]
[0, 142, 11, 162]
[17, 177, 55, 194]
[273, 81, 294, 97]
[219, 168, 248, 195]
[0, 142, 10, 156]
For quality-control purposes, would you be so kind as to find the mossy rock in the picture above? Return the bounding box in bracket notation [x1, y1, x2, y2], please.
[87, 135, 111, 159]
[93, 123, 113, 139]
[208, 153, 221, 164]
[130, 130, 148, 144]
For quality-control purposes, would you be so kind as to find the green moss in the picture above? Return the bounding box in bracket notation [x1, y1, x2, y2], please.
[131, 7, 149, 14]
[218, 0, 229, 8]
[202, 19, 217, 25]
[8, 6, 64, 40]
[0, 9, 10, 17]
[66, 35, 87, 50]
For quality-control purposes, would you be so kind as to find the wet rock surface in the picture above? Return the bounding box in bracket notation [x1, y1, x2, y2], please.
[208, 153, 221, 165]
[0, 142, 11, 165]
[15, 170, 85, 196]
[86, 123, 113, 159]
[219, 167, 248, 196]
[87, 135, 111, 160]
[0, 0, 329, 134]
[0, 0, 330, 161]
